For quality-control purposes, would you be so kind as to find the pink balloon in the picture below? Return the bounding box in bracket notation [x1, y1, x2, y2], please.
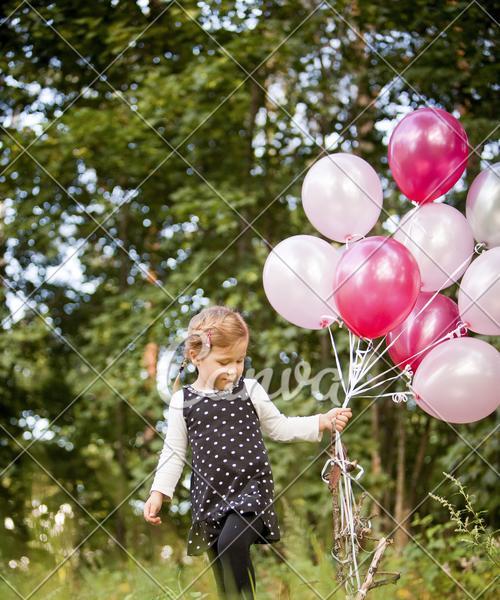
[333, 236, 421, 339]
[387, 292, 464, 372]
[263, 235, 342, 330]
[413, 337, 500, 424]
[458, 247, 500, 335]
[394, 203, 474, 291]
[301, 153, 383, 242]
[388, 107, 468, 204]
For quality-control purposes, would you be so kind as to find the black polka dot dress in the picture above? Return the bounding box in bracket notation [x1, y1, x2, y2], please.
[183, 374, 281, 556]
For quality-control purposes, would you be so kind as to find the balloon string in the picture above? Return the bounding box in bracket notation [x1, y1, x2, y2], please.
[323, 301, 369, 401]
[335, 432, 362, 590]
[352, 321, 468, 394]
[326, 323, 372, 407]
[326, 324, 373, 592]
[350, 365, 412, 397]
[354, 391, 413, 403]
[350, 346, 361, 386]
[350, 337, 372, 384]
[327, 324, 348, 397]
[352, 248, 477, 390]
[327, 331, 367, 590]
[347, 339, 374, 406]
[347, 330, 355, 395]
[347, 335, 371, 392]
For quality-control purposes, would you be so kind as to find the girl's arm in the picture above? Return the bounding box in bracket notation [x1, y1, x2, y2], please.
[149, 389, 188, 499]
[244, 377, 324, 443]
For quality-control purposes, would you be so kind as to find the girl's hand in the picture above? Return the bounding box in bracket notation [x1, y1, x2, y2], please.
[319, 407, 353, 434]
[144, 491, 167, 525]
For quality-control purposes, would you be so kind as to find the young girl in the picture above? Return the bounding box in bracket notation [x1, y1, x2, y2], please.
[144, 306, 352, 598]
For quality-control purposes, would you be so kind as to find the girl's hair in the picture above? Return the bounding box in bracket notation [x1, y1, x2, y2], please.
[172, 305, 249, 393]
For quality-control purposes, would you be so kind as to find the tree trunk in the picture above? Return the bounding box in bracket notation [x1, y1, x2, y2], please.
[114, 205, 130, 550]
[409, 417, 432, 509]
[394, 409, 409, 550]
[381, 409, 395, 531]
[370, 403, 381, 518]
[236, 77, 266, 262]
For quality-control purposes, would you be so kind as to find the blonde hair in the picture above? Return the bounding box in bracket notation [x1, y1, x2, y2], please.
[172, 305, 249, 393]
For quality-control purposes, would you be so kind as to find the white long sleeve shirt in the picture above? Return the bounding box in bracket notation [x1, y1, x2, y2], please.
[150, 377, 323, 499]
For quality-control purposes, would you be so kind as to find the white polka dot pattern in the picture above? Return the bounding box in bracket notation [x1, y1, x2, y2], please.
[183, 375, 281, 556]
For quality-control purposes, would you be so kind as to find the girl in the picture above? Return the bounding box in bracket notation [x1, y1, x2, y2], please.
[144, 306, 352, 598]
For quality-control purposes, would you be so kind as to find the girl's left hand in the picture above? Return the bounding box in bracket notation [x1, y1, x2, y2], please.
[320, 407, 353, 434]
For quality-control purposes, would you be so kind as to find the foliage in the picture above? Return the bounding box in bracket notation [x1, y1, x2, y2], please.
[429, 472, 499, 568]
[0, 0, 498, 597]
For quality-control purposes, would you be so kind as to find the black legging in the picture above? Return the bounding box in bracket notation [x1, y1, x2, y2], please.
[206, 511, 266, 599]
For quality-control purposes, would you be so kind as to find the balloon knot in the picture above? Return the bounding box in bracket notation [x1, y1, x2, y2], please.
[392, 392, 409, 404]
[319, 314, 337, 329]
[448, 321, 469, 339]
[344, 233, 365, 248]
[402, 364, 414, 380]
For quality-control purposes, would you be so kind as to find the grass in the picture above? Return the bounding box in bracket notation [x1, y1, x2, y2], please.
[2, 542, 497, 600]
[2, 485, 497, 600]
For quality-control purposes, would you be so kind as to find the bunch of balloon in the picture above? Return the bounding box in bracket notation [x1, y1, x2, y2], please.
[262, 106, 500, 427]
[387, 110, 500, 425]
[262, 107, 499, 593]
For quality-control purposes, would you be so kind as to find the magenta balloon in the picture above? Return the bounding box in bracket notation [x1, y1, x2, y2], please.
[387, 292, 463, 372]
[388, 107, 468, 204]
[333, 236, 421, 339]
[413, 337, 500, 424]
[263, 235, 342, 330]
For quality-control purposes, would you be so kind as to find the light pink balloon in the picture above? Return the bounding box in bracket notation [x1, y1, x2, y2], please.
[262, 235, 342, 329]
[465, 163, 500, 249]
[394, 203, 474, 291]
[301, 153, 383, 243]
[413, 337, 500, 424]
[458, 247, 500, 335]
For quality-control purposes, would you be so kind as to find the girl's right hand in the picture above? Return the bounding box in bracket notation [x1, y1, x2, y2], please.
[144, 491, 166, 525]
[319, 407, 353, 434]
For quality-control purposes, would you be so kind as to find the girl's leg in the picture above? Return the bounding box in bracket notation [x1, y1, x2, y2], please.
[207, 541, 227, 599]
[216, 511, 266, 599]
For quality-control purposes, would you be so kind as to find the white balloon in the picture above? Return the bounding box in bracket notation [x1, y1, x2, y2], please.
[413, 337, 500, 424]
[394, 203, 474, 291]
[301, 153, 383, 243]
[466, 163, 500, 249]
[458, 247, 500, 335]
[262, 235, 342, 330]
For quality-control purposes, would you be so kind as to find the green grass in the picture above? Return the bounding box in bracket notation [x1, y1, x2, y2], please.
[1, 539, 497, 600]
[2, 484, 497, 600]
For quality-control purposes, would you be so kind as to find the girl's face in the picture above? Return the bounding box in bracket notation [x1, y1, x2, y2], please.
[190, 337, 248, 390]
